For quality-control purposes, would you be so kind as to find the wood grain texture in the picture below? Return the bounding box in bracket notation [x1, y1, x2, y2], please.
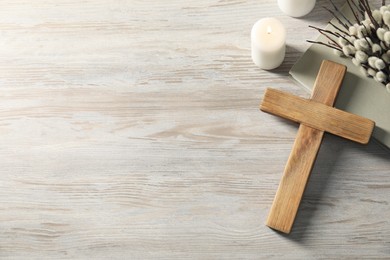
[310, 60, 346, 106]
[0, 0, 389, 259]
[264, 61, 348, 233]
[266, 124, 325, 233]
[260, 88, 375, 144]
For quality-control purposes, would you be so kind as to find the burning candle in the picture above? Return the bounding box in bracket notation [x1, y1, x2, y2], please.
[278, 0, 316, 17]
[251, 18, 286, 70]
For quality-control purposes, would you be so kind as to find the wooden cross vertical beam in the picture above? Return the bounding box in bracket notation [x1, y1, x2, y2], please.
[260, 60, 375, 234]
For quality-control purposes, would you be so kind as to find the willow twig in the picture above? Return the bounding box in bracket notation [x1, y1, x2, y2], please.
[307, 40, 342, 51]
[346, 0, 360, 23]
[330, 0, 354, 26]
[328, 21, 350, 35]
[360, 0, 380, 29]
[323, 6, 349, 29]
[309, 25, 347, 47]
[350, 0, 365, 17]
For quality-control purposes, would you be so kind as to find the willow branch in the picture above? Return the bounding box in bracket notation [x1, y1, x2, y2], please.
[323, 6, 349, 29]
[328, 21, 349, 35]
[330, 0, 354, 26]
[360, 0, 379, 29]
[346, 0, 360, 23]
[307, 40, 342, 51]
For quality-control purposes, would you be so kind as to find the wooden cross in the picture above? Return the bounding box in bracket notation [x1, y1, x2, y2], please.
[260, 60, 375, 234]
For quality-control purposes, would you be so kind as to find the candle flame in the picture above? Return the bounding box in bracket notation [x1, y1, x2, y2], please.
[267, 26, 272, 34]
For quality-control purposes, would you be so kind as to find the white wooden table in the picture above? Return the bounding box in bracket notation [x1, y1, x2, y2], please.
[0, 0, 389, 258]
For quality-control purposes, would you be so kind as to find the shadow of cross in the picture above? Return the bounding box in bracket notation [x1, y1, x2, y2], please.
[260, 60, 375, 234]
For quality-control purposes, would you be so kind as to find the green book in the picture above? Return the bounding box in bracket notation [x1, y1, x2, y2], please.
[290, 4, 390, 149]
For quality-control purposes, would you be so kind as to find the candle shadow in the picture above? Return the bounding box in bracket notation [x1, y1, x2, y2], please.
[266, 45, 304, 76]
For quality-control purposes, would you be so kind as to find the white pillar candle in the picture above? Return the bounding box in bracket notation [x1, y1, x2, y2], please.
[278, 0, 316, 17]
[251, 18, 286, 70]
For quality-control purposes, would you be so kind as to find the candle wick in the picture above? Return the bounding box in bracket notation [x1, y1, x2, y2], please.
[267, 26, 272, 34]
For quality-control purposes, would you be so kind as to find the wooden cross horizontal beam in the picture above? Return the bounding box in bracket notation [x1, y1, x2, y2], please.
[261, 88, 374, 144]
[259, 60, 375, 234]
